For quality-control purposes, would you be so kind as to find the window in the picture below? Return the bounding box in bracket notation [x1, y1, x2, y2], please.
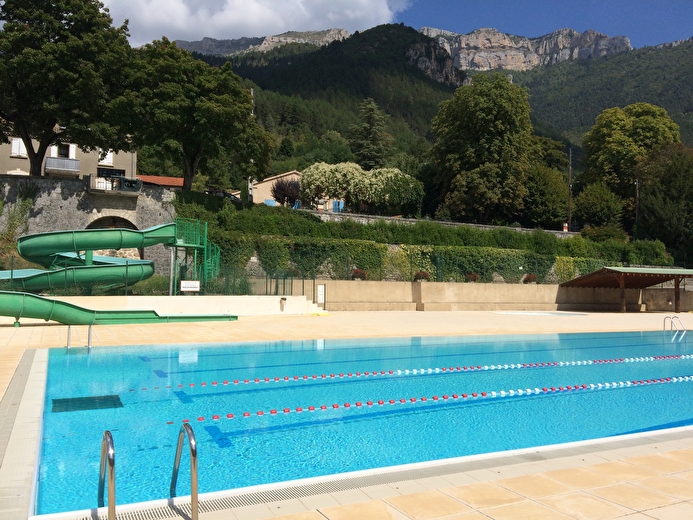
[10, 138, 27, 157]
[52, 143, 76, 159]
[98, 149, 114, 166]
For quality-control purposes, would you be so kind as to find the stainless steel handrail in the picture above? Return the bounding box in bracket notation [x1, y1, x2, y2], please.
[97, 430, 116, 519]
[664, 316, 687, 341]
[170, 423, 198, 520]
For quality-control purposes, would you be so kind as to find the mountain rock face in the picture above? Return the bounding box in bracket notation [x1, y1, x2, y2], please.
[420, 27, 632, 71]
[406, 42, 466, 86]
[176, 29, 350, 56]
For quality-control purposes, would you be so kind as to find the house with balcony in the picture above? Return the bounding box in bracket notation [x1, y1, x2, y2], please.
[0, 137, 140, 197]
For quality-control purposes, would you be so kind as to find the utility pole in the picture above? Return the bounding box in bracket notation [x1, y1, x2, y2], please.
[567, 147, 572, 232]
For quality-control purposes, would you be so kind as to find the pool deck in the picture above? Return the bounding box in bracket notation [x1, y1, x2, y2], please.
[2, 310, 693, 520]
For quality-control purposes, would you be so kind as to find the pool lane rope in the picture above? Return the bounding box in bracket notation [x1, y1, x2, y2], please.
[167, 374, 693, 425]
[135, 354, 691, 393]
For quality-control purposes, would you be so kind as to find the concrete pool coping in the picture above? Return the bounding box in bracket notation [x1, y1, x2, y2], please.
[2, 310, 693, 519]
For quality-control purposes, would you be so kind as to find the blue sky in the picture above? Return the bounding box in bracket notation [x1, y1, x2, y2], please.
[394, 0, 693, 48]
[105, 0, 692, 48]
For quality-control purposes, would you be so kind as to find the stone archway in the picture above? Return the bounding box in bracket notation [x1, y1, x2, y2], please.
[86, 216, 143, 260]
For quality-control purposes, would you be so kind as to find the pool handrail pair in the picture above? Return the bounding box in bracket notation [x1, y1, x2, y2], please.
[663, 315, 687, 342]
[97, 424, 199, 520]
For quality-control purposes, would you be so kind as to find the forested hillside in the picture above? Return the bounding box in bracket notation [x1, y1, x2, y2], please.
[198, 24, 461, 154]
[512, 39, 693, 146]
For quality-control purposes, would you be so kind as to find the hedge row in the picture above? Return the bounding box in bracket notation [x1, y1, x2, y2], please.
[210, 235, 615, 284]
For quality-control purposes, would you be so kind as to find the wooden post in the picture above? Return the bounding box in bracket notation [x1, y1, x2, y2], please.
[619, 273, 626, 313]
[675, 276, 681, 313]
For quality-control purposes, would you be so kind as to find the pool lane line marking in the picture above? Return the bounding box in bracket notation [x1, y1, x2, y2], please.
[166, 374, 693, 424]
[136, 354, 691, 393]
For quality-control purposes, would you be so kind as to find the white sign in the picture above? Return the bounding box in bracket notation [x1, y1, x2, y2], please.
[317, 284, 325, 304]
[180, 280, 200, 292]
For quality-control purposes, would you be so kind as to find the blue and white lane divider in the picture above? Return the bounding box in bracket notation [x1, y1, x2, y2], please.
[168, 375, 693, 424]
[137, 354, 691, 393]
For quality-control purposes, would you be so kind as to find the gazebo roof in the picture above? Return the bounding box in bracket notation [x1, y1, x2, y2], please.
[560, 267, 693, 290]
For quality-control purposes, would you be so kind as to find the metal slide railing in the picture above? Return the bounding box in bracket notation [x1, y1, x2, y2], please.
[98, 430, 116, 520]
[170, 423, 199, 520]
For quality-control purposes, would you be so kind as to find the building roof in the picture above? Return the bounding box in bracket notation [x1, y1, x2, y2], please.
[137, 175, 184, 187]
[560, 266, 693, 289]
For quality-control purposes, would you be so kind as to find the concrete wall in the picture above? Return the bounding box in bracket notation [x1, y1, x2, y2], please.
[292, 280, 665, 312]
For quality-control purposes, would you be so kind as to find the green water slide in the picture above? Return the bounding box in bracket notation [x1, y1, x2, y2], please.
[0, 220, 234, 325]
[2, 223, 177, 291]
[0, 291, 236, 325]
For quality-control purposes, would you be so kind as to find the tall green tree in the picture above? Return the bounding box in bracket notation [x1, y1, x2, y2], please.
[125, 38, 271, 190]
[0, 0, 131, 176]
[582, 102, 681, 226]
[430, 74, 533, 223]
[348, 98, 393, 170]
[637, 143, 693, 263]
[573, 181, 623, 229]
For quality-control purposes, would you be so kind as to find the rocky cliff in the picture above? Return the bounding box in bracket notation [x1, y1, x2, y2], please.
[176, 29, 350, 56]
[420, 27, 632, 71]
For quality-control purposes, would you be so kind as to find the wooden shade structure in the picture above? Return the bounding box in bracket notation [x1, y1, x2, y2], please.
[560, 267, 693, 313]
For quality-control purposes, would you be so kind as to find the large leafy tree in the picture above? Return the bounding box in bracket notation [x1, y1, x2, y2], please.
[637, 143, 693, 263]
[0, 0, 131, 176]
[429, 74, 533, 223]
[124, 38, 272, 190]
[348, 98, 393, 171]
[582, 102, 681, 226]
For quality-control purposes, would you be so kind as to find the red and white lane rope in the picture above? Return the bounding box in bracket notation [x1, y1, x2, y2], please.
[135, 354, 690, 393]
[166, 374, 693, 424]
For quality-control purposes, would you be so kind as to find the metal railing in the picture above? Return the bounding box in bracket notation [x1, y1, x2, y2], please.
[45, 156, 80, 174]
[663, 315, 687, 341]
[170, 423, 199, 520]
[98, 430, 116, 520]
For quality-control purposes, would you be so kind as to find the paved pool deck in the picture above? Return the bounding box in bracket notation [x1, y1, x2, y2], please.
[2, 310, 693, 520]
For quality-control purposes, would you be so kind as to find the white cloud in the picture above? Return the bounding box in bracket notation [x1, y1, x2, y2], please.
[104, 0, 412, 46]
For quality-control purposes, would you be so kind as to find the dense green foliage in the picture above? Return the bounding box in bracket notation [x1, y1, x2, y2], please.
[511, 40, 693, 147]
[122, 38, 273, 190]
[430, 74, 534, 223]
[173, 197, 672, 268]
[0, 0, 131, 176]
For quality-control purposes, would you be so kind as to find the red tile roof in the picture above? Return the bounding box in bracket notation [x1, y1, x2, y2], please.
[137, 175, 184, 187]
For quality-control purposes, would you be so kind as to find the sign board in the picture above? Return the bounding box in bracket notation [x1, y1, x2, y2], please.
[180, 280, 200, 292]
[317, 284, 325, 304]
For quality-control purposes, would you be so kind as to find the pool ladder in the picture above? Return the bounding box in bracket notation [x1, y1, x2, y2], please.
[97, 424, 199, 520]
[663, 315, 687, 342]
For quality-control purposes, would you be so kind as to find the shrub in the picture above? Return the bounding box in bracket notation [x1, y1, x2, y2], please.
[465, 272, 480, 282]
[413, 270, 430, 281]
[523, 273, 537, 283]
[352, 268, 367, 280]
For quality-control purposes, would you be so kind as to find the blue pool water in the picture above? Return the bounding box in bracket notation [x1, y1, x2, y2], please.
[37, 330, 693, 515]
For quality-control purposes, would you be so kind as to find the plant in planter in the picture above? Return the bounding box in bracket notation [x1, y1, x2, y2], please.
[465, 272, 480, 283]
[523, 273, 537, 284]
[352, 268, 367, 280]
[413, 270, 430, 282]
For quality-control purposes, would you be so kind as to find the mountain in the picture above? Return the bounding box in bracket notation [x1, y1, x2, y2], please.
[511, 38, 693, 146]
[176, 29, 350, 56]
[421, 27, 632, 71]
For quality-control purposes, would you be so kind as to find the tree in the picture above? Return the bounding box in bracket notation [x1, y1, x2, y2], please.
[271, 178, 301, 207]
[125, 38, 271, 190]
[429, 74, 533, 223]
[573, 182, 623, 229]
[522, 164, 568, 229]
[637, 143, 693, 263]
[0, 0, 132, 176]
[348, 98, 393, 170]
[582, 103, 681, 226]
[300, 162, 422, 216]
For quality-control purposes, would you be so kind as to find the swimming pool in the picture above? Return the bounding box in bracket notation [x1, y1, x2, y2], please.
[36, 330, 693, 515]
